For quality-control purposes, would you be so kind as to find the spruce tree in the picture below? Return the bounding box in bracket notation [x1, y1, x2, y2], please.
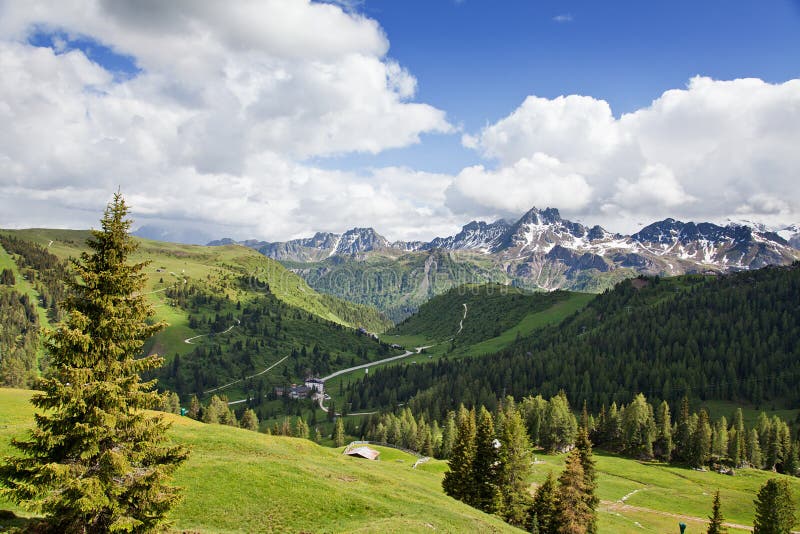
[442, 405, 476, 504]
[707, 490, 727, 534]
[728, 409, 745, 468]
[674, 396, 693, 462]
[530, 472, 558, 534]
[555, 451, 592, 534]
[753, 478, 795, 534]
[689, 410, 712, 468]
[333, 417, 346, 447]
[0, 194, 188, 533]
[575, 428, 598, 534]
[654, 400, 673, 462]
[240, 409, 259, 431]
[496, 399, 533, 526]
[472, 407, 501, 514]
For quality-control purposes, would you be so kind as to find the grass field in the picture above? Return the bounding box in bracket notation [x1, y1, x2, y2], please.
[0, 388, 517, 533]
[3, 388, 800, 533]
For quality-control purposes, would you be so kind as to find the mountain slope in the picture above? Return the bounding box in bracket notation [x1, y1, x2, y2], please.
[347, 263, 800, 417]
[3, 388, 799, 533]
[0, 388, 518, 534]
[0, 230, 396, 402]
[222, 207, 798, 320]
[0, 229, 391, 333]
[389, 283, 588, 349]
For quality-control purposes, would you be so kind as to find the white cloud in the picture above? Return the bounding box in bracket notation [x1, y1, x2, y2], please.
[0, 0, 454, 240]
[447, 153, 592, 217]
[456, 77, 800, 232]
[552, 14, 573, 23]
[0, 1, 798, 242]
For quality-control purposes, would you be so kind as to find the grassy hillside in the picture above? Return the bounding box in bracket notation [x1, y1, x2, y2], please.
[0, 388, 517, 533]
[0, 229, 391, 335]
[388, 283, 592, 350]
[3, 389, 799, 532]
[0, 229, 400, 412]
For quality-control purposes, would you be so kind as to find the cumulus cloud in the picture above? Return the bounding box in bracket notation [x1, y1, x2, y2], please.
[446, 153, 592, 217]
[0, 0, 453, 240]
[0, 1, 798, 242]
[455, 76, 800, 231]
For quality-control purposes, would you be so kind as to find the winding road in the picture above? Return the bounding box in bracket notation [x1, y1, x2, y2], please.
[208, 355, 289, 397]
[184, 318, 240, 344]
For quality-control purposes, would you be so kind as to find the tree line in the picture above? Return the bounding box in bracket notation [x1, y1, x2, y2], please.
[346, 265, 800, 417]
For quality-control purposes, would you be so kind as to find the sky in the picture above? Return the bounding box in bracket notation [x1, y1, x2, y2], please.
[0, 0, 799, 243]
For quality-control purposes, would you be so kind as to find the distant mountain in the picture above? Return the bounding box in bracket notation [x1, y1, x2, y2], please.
[209, 207, 799, 318]
[777, 224, 800, 249]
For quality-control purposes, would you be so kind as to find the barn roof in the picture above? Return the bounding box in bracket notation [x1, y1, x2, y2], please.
[345, 446, 380, 460]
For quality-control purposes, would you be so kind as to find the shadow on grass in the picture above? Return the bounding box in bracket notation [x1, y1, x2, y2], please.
[0, 509, 45, 533]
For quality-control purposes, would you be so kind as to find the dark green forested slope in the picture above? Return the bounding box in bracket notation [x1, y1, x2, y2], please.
[389, 283, 577, 347]
[347, 264, 800, 419]
[156, 279, 398, 406]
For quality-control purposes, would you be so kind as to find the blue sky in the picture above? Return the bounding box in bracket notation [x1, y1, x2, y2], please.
[322, 0, 800, 174]
[1, 0, 799, 241]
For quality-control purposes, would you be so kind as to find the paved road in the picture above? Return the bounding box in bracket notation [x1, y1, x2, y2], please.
[319, 345, 432, 383]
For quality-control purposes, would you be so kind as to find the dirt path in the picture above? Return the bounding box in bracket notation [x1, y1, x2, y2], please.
[210, 355, 289, 400]
[601, 500, 758, 532]
[184, 318, 240, 344]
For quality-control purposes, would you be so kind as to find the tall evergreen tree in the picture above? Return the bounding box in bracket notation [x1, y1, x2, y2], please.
[555, 452, 592, 534]
[728, 409, 746, 468]
[707, 490, 727, 534]
[574, 428, 598, 534]
[472, 407, 501, 514]
[753, 478, 795, 534]
[496, 399, 533, 526]
[0, 194, 188, 533]
[530, 472, 558, 534]
[689, 410, 712, 468]
[673, 396, 693, 462]
[748, 429, 763, 469]
[621, 393, 656, 459]
[442, 406, 476, 504]
[654, 400, 674, 462]
[333, 417, 346, 447]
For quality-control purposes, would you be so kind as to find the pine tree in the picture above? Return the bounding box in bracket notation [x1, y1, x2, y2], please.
[753, 478, 795, 534]
[496, 398, 533, 526]
[784, 441, 799, 477]
[0, 194, 188, 533]
[438, 411, 456, 459]
[621, 393, 656, 459]
[555, 451, 592, 534]
[472, 407, 501, 514]
[240, 409, 259, 432]
[530, 472, 558, 534]
[707, 490, 727, 534]
[673, 396, 693, 462]
[728, 409, 746, 467]
[654, 400, 673, 462]
[442, 405, 476, 504]
[333, 417, 346, 447]
[689, 410, 712, 468]
[575, 428, 598, 534]
[748, 429, 763, 469]
[187, 394, 201, 420]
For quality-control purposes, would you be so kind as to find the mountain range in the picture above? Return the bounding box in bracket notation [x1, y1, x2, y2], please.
[210, 206, 799, 275]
